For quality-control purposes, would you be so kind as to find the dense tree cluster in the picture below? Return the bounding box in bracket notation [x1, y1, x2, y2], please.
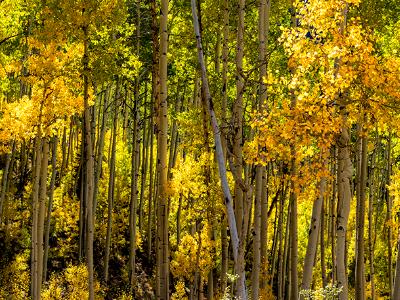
[0, 0, 399, 299]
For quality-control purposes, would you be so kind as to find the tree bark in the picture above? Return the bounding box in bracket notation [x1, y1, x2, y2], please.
[386, 134, 393, 295]
[43, 136, 58, 282]
[233, 0, 247, 297]
[148, 0, 159, 266]
[321, 196, 327, 287]
[190, 1, 244, 298]
[369, 137, 377, 300]
[393, 227, 400, 300]
[355, 119, 367, 300]
[157, 0, 169, 297]
[104, 100, 118, 283]
[36, 138, 49, 298]
[301, 178, 326, 292]
[83, 24, 95, 300]
[31, 136, 42, 300]
[93, 85, 110, 218]
[336, 110, 352, 300]
[0, 143, 14, 225]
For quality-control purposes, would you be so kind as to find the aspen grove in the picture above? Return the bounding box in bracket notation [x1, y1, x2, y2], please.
[0, 0, 400, 299]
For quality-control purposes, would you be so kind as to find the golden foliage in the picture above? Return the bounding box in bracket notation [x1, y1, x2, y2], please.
[171, 224, 216, 282]
[41, 264, 101, 300]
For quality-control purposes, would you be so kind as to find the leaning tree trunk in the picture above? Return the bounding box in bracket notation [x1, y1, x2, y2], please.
[190, 0, 244, 299]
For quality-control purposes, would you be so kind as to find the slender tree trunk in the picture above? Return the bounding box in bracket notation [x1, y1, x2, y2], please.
[148, 0, 159, 264]
[31, 137, 42, 300]
[252, 0, 269, 297]
[43, 136, 58, 282]
[65, 121, 73, 173]
[83, 25, 95, 300]
[130, 82, 141, 287]
[157, 0, 169, 297]
[335, 6, 350, 299]
[36, 138, 49, 298]
[355, 118, 367, 300]
[139, 91, 148, 233]
[93, 86, 110, 217]
[190, 1, 244, 298]
[260, 166, 269, 292]
[288, 2, 298, 297]
[284, 199, 291, 300]
[221, 217, 228, 294]
[301, 178, 326, 292]
[147, 103, 155, 258]
[369, 137, 377, 300]
[336, 110, 352, 300]
[252, 165, 262, 300]
[260, 2, 271, 292]
[233, 0, 247, 297]
[104, 101, 118, 283]
[321, 194, 327, 287]
[59, 126, 67, 180]
[289, 170, 298, 300]
[78, 139, 86, 261]
[270, 195, 279, 291]
[393, 228, 400, 300]
[220, 0, 229, 294]
[331, 147, 337, 284]
[221, 0, 229, 160]
[0, 143, 13, 225]
[278, 187, 284, 300]
[386, 134, 393, 295]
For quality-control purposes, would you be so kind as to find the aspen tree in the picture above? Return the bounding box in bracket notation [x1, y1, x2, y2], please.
[220, 0, 229, 292]
[393, 214, 400, 300]
[190, 0, 245, 298]
[355, 116, 367, 300]
[288, 1, 298, 298]
[148, 0, 159, 263]
[369, 137, 377, 300]
[43, 136, 58, 282]
[157, 0, 169, 297]
[233, 0, 247, 297]
[104, 93, 118, 283]
[36, 138, 49, 298]
[252, 0, 270, 298]
[129, 88, 140, 287]
[301, 178, 326, 292]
